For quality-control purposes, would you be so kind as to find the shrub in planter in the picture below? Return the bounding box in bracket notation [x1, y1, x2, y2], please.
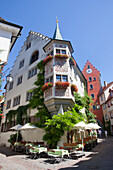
[43, 55, 53, 65]
[71, 84, 78, 92]
[55, 53, 68, 59]
[42, 82, 53, 91]
[55, 81, 70, 89]
[8, 132, 22, 146]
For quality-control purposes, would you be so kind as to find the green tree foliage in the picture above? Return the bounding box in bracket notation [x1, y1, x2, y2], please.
[8, 132, 22, 146]
[43, 93, 86, 148]
[81, 92, 96, 123]
[29, 60, 51, 128]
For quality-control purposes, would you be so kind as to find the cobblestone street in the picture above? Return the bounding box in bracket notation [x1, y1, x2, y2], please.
[0, 137, 113, 170]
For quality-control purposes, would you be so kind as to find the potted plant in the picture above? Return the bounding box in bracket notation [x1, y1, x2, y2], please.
[43, 55, 53, 65]
[42, 82, 53, 91]
[55, 81, 70, 89]
[55, 53, 68, 59]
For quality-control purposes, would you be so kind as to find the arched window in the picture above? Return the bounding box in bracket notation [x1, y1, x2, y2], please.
[30, 51, 39, 65]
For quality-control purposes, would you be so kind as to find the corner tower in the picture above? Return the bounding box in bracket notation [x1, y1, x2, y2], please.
[43, 20, 86, 115]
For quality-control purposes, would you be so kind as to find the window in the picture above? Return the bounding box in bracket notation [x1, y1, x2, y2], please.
[6, 100, 11, 109]
[46, 78, 49, 83]
[87, 65, 90, 69]
[94, 77, 96, 81]
[28, 67, 37, 79]
[9, 82, 13, 91]
[48, 51, 53, 56]
[103, 104, 106, 110]
[50, 76, 53, 83]
[17, 76, 23, 86]
[62, 50, 66, 54]
[19, 59, 24, 69]
[30, 51, 39, 65]
[56, 75, 61, 82]
[89, 77, 92, 82]
[13, 95, 21, 107]
[26, 90, 34, 101]
[90, 84, 93, 89]
[62, 75, 68, 82]
[91, 94, 95, 99]
[26, 42, 31, 50]
[101, 95, 103, 101]
[56, 49, 60, 54]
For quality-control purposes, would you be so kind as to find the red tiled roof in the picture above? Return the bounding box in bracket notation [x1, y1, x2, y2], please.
[99, 81, 113, 96]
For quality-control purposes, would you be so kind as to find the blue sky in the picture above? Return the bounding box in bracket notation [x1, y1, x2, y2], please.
[1, 0, 113, 89]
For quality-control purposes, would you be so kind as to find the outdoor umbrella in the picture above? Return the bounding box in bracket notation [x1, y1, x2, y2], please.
[20, 123, 37, 153]
[74, 121, 87, 154]
[10, 124, 22, 142]
[85, 123, 101, 148]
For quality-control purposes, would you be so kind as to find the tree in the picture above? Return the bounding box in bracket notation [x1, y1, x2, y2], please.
[29, 60, 51, 128]
[81, 92, 96, 123]
[43, 93, 86, 148]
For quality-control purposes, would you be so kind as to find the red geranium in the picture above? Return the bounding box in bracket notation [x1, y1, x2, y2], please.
[55, 53, 68, 59]
[55, 81, 70, 89]
[42, 82, 53, 91]
[71, 84, 78, 92]
[43, 55, 53, 65]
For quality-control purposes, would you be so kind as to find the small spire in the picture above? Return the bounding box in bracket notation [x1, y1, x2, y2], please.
[53, 17, 63, 40]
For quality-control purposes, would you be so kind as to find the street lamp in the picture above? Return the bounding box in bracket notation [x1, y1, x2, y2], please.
[6, 74, 13, 83]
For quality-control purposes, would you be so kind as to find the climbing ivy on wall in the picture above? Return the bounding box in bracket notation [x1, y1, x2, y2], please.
[29, 60, 51, 128]
[5, 104, 30, 127]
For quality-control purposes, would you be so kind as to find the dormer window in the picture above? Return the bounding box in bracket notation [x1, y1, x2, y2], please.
[30, 51, 39, 65]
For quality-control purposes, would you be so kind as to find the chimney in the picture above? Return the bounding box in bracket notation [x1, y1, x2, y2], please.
[104, 81, 107, 87]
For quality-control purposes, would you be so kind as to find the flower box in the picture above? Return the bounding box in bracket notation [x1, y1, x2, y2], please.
[69, 57, 76, 66]
[71, 84, 78, 92]
[55, 81, 70, 89]
[55, 54, 68, 59]
[42, 82, 53, 91]
[43, 55, 53, 65]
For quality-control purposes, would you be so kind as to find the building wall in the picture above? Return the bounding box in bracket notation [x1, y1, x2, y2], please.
[2, 31, 50, 124]
[82, 60, 103, 124]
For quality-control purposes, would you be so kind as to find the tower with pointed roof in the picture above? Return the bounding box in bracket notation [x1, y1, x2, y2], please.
[43, 20, 86, 115]
[82, 60, 103, 124]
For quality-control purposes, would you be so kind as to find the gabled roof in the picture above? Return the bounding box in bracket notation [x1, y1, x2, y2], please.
[99, 82, 113, 96]
[53, 20, 63, 40]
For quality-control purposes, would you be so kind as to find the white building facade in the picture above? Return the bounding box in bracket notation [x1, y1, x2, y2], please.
[0, 22, 86, 146]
